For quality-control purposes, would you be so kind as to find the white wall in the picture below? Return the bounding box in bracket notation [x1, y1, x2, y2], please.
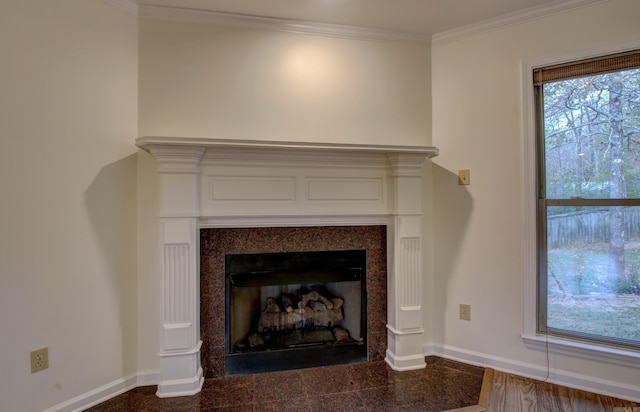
[136, 152, 160, 380]
[0, 1, 138, 411]
[431, 0, 640, 400]
[138, 19, 432, 146]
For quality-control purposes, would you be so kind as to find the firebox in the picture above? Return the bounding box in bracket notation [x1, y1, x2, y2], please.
[225, 249, 367, 375]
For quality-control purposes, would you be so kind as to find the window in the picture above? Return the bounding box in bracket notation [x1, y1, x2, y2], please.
[535, 50, 640, 349]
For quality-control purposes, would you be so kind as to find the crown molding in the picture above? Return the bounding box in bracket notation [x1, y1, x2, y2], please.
[105, 0, 603, 48]
[432, 0, 606, 47]
[138, 4, 432, 46]
[102, 0, 139, 15]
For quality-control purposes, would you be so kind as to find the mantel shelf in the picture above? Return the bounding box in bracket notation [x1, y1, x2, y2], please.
[136, 136, 439, 158]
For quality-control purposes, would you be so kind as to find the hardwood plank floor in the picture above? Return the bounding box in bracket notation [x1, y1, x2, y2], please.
[486, 371, 639, 412]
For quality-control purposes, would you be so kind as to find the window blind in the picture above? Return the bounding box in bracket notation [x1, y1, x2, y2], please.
[533, 50, 640, 85]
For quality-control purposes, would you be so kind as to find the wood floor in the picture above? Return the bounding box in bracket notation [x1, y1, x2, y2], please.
[486, 370, 639, 412]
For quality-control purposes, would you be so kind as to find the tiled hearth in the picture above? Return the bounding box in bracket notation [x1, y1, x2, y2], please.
[200, 225, 387, 378]
[136, 137, 438, 397]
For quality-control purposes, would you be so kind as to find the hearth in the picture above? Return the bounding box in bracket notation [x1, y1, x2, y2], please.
[225, 250, 367, 374]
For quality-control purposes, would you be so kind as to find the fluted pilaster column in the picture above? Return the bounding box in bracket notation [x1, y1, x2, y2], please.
[385, 153, 428, 371]
[150, 145, 205, 397]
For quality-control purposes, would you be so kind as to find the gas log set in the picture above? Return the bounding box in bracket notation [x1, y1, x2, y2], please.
[234, 286, 356, 353]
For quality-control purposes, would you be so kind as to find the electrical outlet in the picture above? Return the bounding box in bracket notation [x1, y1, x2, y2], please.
[459, 304, 471, 321]
[30, 347, 48, 373]
[458, 169, 470, 185]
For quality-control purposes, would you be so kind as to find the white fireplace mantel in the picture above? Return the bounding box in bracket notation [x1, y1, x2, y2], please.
[136, 136, 439, 398]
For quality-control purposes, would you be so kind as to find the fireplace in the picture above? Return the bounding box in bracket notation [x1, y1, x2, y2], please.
[136, 137, 438, 397]
[225, 249, 367, 374]
[200, 226, 387, 378]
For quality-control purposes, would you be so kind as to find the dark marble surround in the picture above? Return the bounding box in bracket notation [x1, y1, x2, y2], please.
[200, 226, 388, 378]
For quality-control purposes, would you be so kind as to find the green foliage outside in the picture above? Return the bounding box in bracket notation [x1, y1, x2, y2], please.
[543, 69, 640, 203]
[547, 301, 640, 342]
[548, 243, 640, 295]
[547, 243, 640, 343]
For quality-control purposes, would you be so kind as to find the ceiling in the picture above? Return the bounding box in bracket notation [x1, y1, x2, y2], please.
[135, 0, 593, 37]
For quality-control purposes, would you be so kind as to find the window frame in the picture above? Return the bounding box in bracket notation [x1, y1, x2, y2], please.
[521, 41, 640, 366]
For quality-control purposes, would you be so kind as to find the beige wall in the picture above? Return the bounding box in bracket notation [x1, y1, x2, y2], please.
[431, 0, 640, 396]
[139, 19, 432, 146]
[0, 1, 138, 410]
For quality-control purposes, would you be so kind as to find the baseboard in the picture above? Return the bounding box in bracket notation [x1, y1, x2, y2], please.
[136, 369, 161, 387]
[425, 343, 640, 403]
[43, 370, 160, 412]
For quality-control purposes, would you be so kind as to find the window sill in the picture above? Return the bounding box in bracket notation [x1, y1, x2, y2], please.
[522, 334, 640, 368]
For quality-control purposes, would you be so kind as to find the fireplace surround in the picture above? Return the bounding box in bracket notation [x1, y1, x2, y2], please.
[136, 137, 438, 398]
[200, 226, 387, 378]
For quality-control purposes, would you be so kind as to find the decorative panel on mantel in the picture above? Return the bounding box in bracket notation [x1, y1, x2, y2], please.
[200, 159, 389, 217]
